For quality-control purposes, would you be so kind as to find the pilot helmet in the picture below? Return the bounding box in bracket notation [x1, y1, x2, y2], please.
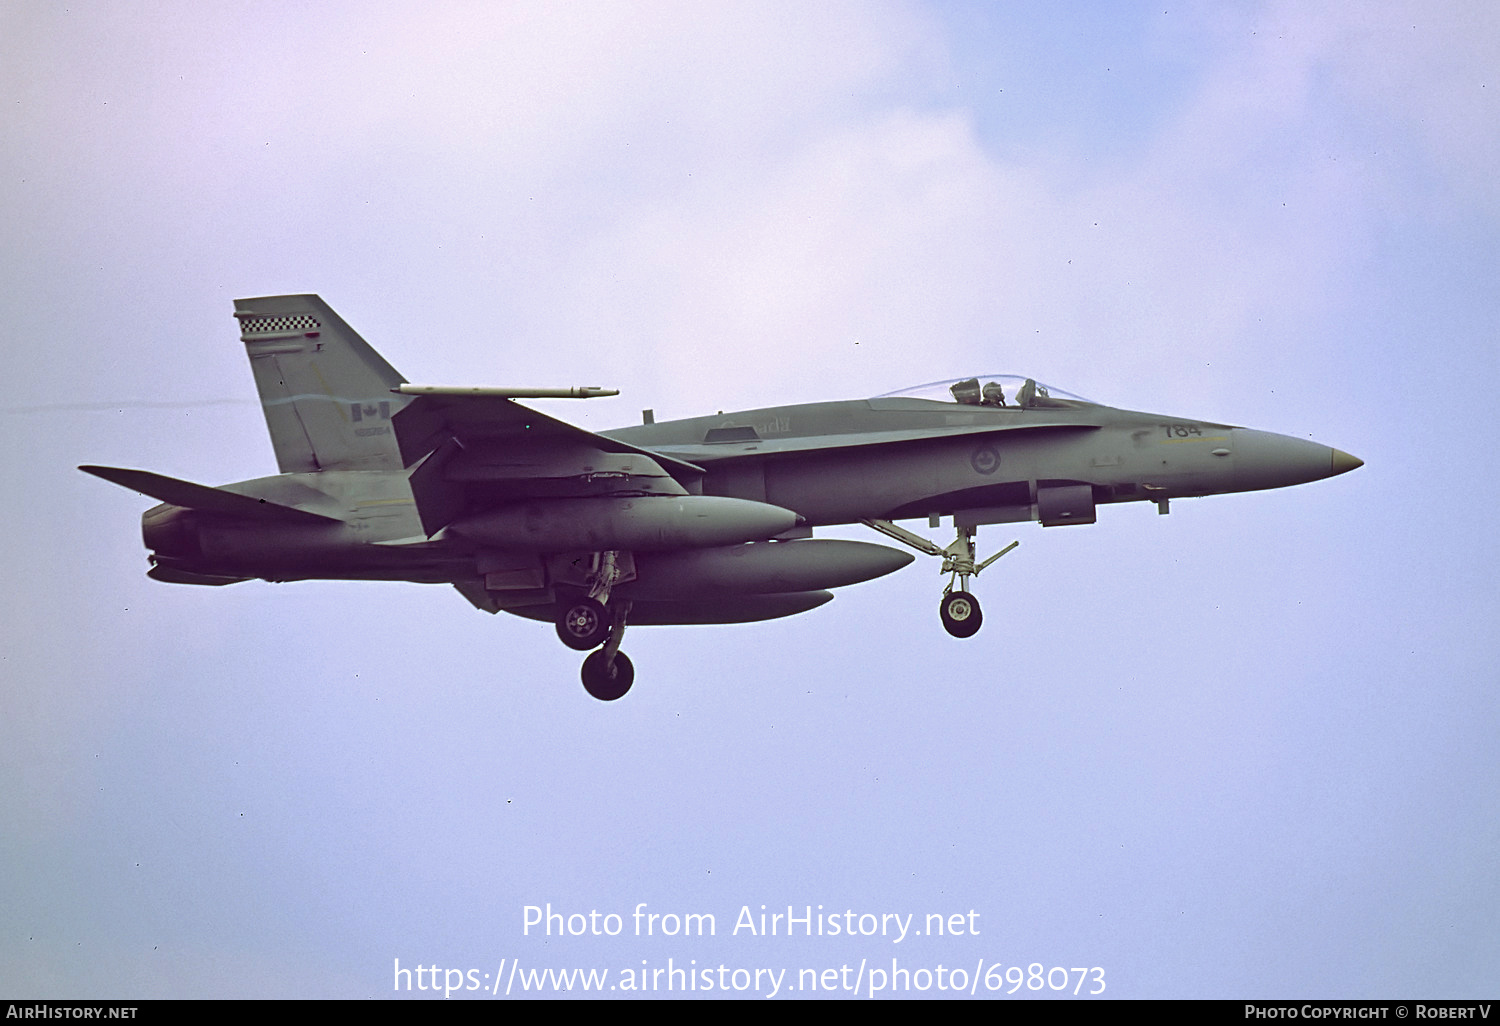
[949, 377, 982, 404]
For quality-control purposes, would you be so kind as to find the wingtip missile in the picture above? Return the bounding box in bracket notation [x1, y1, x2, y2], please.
[394, 385, 619, 399]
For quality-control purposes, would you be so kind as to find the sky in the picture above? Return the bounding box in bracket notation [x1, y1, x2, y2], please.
[2, 0, 1497, 1000]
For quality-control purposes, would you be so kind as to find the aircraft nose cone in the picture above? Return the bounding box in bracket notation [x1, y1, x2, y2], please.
[1331, 449, 1364, 475]
[1231, 429, 1360, 493]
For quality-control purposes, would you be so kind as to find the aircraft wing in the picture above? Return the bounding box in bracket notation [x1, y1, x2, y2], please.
[393, 393, 702, 475]
[393, 393, 705, 536]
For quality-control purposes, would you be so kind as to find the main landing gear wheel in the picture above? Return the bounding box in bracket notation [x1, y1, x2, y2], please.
[556, 596, 610, 651]
[940, 590, 983, 638]
[581, 649, 634, 701]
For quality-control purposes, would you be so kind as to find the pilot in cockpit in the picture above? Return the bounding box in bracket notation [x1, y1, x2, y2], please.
[950, 377, 1012, 407]
[949, 378, 982, 404]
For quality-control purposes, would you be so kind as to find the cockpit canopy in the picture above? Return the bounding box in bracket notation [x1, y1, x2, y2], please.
[876, 375, 1095, 410]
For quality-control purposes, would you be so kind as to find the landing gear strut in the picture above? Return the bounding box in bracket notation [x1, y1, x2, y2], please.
[579, 599, 634, 700]
[862, 519, 1018, 639]
[554, 550, 637, 700]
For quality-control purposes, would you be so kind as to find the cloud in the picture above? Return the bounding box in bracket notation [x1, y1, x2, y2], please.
[1278, 0, 1500, 218]
[536, 1, 1500, 418]
[8, 1, 1487, 412]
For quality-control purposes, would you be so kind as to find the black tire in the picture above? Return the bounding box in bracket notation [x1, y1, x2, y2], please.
[581, 649, 634, 701]
[940, 590, 983, 638]
[556, 597, 611, 651]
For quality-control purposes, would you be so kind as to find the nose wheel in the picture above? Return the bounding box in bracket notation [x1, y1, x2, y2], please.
[940, 590, 983, 638]
[863, 519, 1017, 639]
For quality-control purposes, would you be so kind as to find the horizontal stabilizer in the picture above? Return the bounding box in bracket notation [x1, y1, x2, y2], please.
[78, 465, 342, 525]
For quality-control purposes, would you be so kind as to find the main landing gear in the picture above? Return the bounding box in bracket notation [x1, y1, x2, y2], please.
[555, 550, 637, 701]
[862, 519, 1018, 639]
[556, 596, 610, 650]
[579, 619, 634, 701]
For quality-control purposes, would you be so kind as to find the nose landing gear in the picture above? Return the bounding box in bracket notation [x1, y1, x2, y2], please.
[862, 519, 1018, 638]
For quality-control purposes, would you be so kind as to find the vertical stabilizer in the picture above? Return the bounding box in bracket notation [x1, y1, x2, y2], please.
[235, 295, 411, 472]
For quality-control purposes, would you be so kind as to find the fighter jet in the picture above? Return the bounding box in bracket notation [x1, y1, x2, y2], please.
[81, 295, 1362, 700]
